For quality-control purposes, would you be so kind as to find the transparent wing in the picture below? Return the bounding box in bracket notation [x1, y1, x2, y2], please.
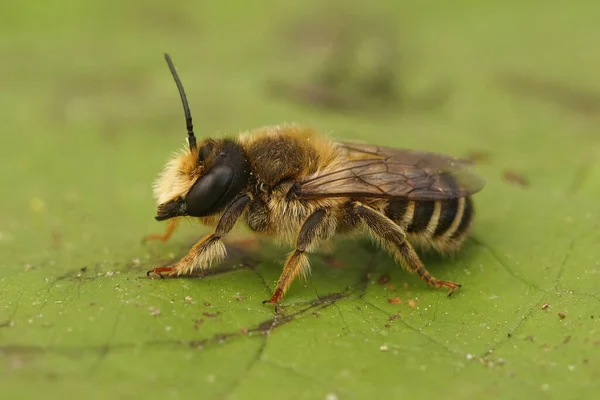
[294, 141, 485, 201]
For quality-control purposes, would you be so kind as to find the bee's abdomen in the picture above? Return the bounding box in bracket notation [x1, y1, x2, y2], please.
[385, 197, 474, 250]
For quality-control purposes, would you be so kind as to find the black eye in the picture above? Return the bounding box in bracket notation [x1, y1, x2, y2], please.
[198, 143, 213, 162]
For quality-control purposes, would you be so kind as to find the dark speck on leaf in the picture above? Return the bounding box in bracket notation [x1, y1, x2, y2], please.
[378, 273, 391, 285]
[388, 314, 400, 322]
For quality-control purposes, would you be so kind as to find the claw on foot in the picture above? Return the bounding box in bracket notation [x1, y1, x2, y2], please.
[433, 280, 461, 297]
[147, 266, 175, 279]
[262, 288, 283, 309]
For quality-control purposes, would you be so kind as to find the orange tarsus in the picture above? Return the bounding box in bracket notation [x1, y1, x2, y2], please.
[147, 266, 175, 279]
[262, 288, 283, 305]
[142, 219, 178, 244]
[434, 280, 462, 297]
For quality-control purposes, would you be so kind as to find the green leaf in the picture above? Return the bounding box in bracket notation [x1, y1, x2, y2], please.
[1, 1, 599, 399]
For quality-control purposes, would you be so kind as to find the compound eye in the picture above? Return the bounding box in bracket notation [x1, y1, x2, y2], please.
[198, 142, 214, 162]
[185, 164, 234, 217]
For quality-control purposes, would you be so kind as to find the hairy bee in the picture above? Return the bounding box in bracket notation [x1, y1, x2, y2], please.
[145, 54, 485, 305]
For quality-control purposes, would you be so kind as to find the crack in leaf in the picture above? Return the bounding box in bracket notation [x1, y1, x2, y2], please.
[554, 239, 574, 292]
[360, 298, 462, 357]
[332, 301, 351, 335]
[87, 305, 124, 375]
[220, 336, 268, 400]
[481, 293, 547, 357]
[420, 293, 441, 330]
[469, 238, 544, 293]
[0, 292, 350, 358]
[0, 291, 23, 329]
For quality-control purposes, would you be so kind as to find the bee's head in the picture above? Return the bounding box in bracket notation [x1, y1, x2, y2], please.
[152, 54, 251, 221]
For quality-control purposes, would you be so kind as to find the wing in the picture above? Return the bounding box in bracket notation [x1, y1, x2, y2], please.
[294, 141, 485, 201]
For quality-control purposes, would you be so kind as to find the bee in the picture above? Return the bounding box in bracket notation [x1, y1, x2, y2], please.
[145, 54, 485, 305]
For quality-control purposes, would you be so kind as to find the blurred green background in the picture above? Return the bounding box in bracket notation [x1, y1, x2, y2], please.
[1, 0, 599, 399]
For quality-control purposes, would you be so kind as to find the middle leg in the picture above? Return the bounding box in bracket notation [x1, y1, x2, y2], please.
[263, 208, 335, 305]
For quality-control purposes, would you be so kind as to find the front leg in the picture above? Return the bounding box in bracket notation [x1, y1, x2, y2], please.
[147, 194, 251, 278]
[141, 218, 179, 244]
[263, 208, 334, 305]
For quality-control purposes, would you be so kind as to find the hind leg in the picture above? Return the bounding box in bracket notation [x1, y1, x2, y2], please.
[353, 202, 460, 296]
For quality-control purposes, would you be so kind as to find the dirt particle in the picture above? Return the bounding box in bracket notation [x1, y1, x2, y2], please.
[388, 314, 400, 322]
[0, 320, 15, 328]
[51, 229, 62, 249]
[236, 296, 244, 302]
[377, 273, 391, 285]
[313, 311, 320, 318]
[502, 169, 530, 187]
[540, 344, 551, 352]
[563, 335, 572, 344]
[525, 335, 534, 342]
[202, 311, 220, 318]
[80, 267, 88, 273]
[204, 302, 212, 307]
[387, 297, 402, 305]
[149, 306, 160, 316]
[194, 319, 204, 330]
[384, 324, 391, 329]
[541, 302, 550, 310]
[241, 328, 249, 335]
[558, 312, 567, 320]
[184, 296, 193, 304]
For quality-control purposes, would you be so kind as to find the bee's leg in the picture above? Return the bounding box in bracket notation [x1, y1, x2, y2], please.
[263, 209, 332, 305]
[147, 194, 251, 278]
[141, 218, 179, 244]
[353, 202, 461, 296]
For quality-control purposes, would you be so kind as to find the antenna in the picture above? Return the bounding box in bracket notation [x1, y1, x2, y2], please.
[164, 53, 196, 150]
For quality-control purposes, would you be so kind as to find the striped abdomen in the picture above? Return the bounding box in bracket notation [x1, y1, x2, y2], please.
[385, 197, 474, 251]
